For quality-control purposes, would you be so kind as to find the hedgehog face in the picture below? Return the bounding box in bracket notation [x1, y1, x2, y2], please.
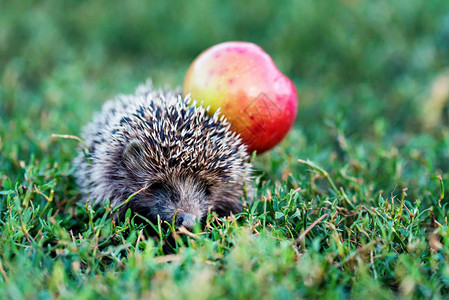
[144, 177, 210, 229]
[120, 139, 212, 229]
[123, 171, 245, 231]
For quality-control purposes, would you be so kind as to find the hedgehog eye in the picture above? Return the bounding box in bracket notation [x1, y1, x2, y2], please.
[204, 185, 212, 196]
[147, 182, 179, 203]
[148, 182, 165, 192]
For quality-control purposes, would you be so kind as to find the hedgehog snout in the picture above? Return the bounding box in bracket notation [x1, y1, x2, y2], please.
[176, 213, 197, 230]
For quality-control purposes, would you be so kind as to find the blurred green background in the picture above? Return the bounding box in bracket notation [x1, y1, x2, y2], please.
[2, 1, 449, 298]
[2, 0, 449, 172]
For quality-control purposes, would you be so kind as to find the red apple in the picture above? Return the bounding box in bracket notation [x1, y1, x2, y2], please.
[183, 41, 298, 154]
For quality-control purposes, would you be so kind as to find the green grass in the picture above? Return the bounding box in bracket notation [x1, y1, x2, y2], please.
[2, 0, 449, 299]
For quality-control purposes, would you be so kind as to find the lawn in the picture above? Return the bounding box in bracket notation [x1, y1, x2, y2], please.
[2, 0, 449, 299]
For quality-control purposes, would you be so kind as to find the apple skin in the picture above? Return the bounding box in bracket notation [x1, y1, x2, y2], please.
[183, 41, 298, 154]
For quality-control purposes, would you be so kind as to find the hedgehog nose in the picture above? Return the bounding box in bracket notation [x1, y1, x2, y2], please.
[177, 214, 197, 229]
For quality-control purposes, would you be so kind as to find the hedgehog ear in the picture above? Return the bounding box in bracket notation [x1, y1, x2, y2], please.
[122, 139, 145, 170]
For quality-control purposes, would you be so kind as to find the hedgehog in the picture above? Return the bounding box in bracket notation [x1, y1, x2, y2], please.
[74, 81, 252, 230]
